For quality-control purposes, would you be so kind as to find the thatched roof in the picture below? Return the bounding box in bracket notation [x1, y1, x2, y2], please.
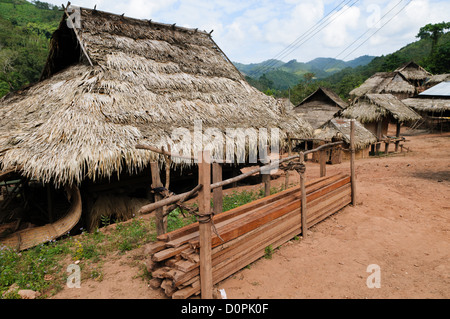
[402, 98, 449, 112]
[0, 7, 312, 187]
[339, 93, 422, 124]
[402, 82, 450, 112]
[314, 118, 377, 150]
[394, 61, 431, 82]
[349, 72, 415, 97]
[294, 87, 348, 129]
[425, 74, 450, 87]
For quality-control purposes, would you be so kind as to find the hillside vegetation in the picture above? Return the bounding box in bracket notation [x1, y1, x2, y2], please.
[0, 0, 61, 98]
[240, 27, 450, 105]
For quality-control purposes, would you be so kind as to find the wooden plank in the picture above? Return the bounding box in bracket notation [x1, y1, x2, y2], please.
[190, 175, 351, 249]
[156, 173, 345, 242]
[152, 244, 190, 262]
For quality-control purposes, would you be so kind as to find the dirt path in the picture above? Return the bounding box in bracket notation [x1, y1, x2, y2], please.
[52, 129, 450, 299]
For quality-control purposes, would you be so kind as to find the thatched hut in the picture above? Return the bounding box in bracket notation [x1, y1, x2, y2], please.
[313, 118, 377, 162]
[339, 93, 421, 153]
[424, 74, 450, 88]
[402, 82, 450, 132]
[294, 87, 348, 129]
[0, 7, 312, 244]
[349, 72, 416, 100]
[394, 61, 432, 88]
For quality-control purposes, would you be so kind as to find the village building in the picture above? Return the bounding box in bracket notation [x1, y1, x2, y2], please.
[402, 81, 450, 132]
[313, 118, 377, 163]
[0, 7, 312, 249]
[349, 61, 432, 100]
[293, 87, 348, 129]
[338, 93, 421, 154]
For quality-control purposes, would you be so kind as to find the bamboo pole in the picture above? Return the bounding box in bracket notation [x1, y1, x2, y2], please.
[350, 120, 356, 206]
[197, 151, 213, 299]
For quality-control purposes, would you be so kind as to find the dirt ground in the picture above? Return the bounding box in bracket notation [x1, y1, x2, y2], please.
[52, 126, 450, 299]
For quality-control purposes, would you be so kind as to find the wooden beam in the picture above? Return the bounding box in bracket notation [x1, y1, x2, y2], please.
[395, 122, 401, 152]
[197, 151, 213, 299]
[151, 162, 166, 235]
[299, 152, 307, 237]
[350, 119, 356, 206]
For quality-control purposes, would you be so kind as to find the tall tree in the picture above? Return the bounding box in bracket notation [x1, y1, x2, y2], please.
[416, 21, 450, 55]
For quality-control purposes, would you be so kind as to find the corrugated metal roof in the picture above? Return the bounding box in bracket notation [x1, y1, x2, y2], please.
[419, 82, 450, 97]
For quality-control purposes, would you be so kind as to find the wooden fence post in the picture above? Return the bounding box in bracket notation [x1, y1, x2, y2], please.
[319, 150, 327, 177]
[284, 135, 292, 189]
[212, 162, 223, 215]
[262, 146, 271, 197]
[198, 151, 213, 299]
[350, 120, 356, 206]
[151, 162, 166, 236]
[395, 122, 401, 152]
[299, 152, 307, 237]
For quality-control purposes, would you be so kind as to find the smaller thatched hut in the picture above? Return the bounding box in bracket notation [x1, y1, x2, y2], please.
[339, 93, 421, 153]
[424, 74, 450, 88]
[293, 87, 348, 129]
[402, 82, 450, 131]
[349, 72, 416, 100]
[313, 118, 377, 163]
[394, 61, 432, 88]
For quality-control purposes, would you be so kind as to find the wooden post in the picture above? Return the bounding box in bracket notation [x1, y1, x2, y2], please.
[262, 146, 271, 197]
[385, 141, 389, 154]
[299, 152, 307, 237]
[212, 162, 223, 215]
[285, 135, 292, 189]
[395, 122, 401, 152]
[198, 151, 213, 299]
[151, 162, 166, 236]
[350, 120, 356, 206]
[319, 150, 326, 177]
[376, 121, 382, 153]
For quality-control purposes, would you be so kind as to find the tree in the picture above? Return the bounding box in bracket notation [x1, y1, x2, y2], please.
[416, 22, 450, 55]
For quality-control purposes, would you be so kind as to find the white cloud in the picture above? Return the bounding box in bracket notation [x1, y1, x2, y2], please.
[43, 0, 450, 63]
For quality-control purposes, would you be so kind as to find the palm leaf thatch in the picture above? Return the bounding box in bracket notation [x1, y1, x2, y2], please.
[394, 61, 432, 82]
[314, 118, 377, 150]
[340, 93, 422, 124]
[349, 72, 415, 98]
[294, 87, 348, 129]
[0, 7, 312, 187]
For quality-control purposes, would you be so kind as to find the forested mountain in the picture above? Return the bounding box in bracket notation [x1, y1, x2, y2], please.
[234, 55, 375, 90]
[242, 27, 450, 105]
[0, 0, 61, 97]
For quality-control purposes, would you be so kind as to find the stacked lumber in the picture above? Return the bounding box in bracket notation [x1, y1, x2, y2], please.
[144, 173, 351, 299]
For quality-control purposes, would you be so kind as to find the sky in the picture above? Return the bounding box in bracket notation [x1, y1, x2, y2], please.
[45, 0, 450, 64]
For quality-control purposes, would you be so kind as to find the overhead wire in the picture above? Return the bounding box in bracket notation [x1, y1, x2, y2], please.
[251, 0, 359, 77]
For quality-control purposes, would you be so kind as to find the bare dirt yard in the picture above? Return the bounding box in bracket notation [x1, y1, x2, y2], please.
[52, 127, 449, 299]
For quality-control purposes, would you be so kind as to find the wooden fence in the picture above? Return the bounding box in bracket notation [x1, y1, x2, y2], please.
[138, 120, 357, 299]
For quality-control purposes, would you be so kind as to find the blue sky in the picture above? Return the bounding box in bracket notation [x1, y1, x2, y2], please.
[46, 0, 450, 63]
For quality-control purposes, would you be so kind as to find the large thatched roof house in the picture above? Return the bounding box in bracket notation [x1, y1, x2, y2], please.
[0, 6, 312, 188]
[293, 87, 348, 129]
[394, 61, 432, 87]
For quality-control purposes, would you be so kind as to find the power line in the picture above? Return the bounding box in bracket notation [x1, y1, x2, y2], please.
[251, 0, 358, 77]
[323, 0, 412, 72]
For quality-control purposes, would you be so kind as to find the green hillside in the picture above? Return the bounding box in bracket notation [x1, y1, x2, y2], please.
[0, 0, 61, 97]
[244, 25, 450, 104]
